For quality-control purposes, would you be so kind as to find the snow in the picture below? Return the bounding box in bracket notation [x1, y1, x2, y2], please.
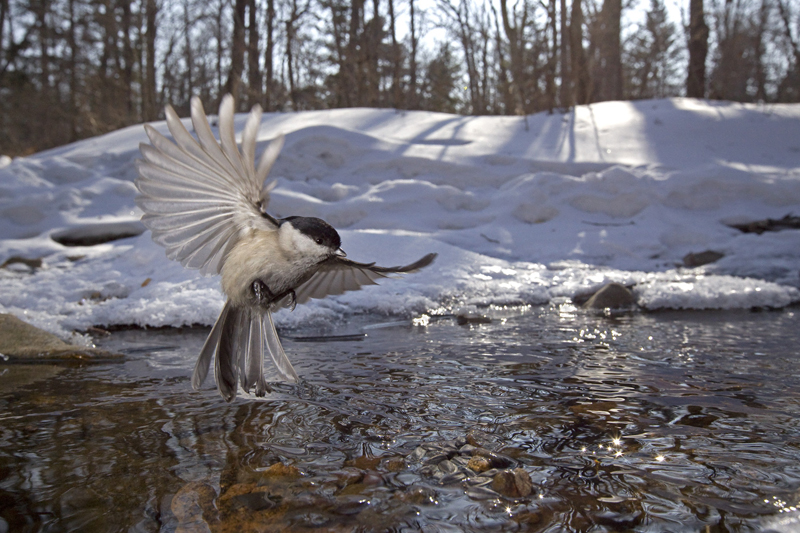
[1, 98, 799, 337]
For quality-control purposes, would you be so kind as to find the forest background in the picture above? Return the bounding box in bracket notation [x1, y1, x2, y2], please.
[1, 0, 799, 156]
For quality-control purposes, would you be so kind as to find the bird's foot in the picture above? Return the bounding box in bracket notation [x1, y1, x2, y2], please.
[252, 279, 275, 306]
[254, 379, 272, 397]
[288, 289, 297, 311]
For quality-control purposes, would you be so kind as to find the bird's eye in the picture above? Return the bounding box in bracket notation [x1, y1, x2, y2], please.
[315, 238, 323, 245]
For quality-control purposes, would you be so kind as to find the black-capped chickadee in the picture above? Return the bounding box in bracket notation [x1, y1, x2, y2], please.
[135, 95, 436, 402]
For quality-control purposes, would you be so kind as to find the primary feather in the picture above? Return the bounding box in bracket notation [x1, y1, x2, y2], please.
[135, 95, 280, 276]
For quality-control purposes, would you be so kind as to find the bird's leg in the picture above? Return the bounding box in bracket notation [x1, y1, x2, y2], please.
[288, 289, 297, 311]
[252, 279, 276, 306]
[254, 376, 272, 397]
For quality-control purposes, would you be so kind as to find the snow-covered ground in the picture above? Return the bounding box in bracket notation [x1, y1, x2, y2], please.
[1, 98, 799, 338]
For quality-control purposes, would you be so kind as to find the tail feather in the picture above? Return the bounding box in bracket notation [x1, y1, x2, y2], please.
[264, 311, 299, 383]
[192, 301, 231, 390]
[240, 309, 265, 393]
[215, 305, 243, 402]
[194, 301, 293, 401]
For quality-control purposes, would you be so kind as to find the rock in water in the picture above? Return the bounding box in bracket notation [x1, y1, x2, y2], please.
[582, 283, 636, 310]
[0, 313, 122, 363]
[491, 468, 533, 498]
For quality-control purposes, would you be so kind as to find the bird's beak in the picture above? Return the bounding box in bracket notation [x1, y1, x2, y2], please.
[336, 248, 347, 257]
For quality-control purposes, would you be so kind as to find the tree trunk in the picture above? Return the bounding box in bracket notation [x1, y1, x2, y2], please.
[215, 0, 224, 93]
[120, 0, 134, 119]
[388, 0, 401, 108]
[143, 0, 158, 120]
[409, 0, 418, 108]
[224, 0, 247, 103]
[599, 0, 622, 101]
[570, 0, 589, 105]
[247, 0, 261, 106]
[752, 0, 769, 101]
[330, 0, 346, 106]
[286, 17, 296, 110]
[686, 0, 708, 98]
[347, 0, 365, 106]
[777, 0, 800, 73]
[35, 0, 50, 92]
[365, 0, 381, 106]
[67, 0, 78, 139]
[545, 0, 558, 111]
[0, 0, 8, 79]
[265, 0, 275, 109]
[500, 0, 525, 115]
[491, 2, 514, 113]
[559, 0, 570, 107]
[182, 0, 194, 100]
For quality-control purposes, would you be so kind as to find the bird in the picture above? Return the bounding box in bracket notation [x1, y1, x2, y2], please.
[134, 94, 437, 402]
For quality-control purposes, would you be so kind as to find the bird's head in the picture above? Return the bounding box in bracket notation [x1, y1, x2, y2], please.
[279, 216, 345, 260]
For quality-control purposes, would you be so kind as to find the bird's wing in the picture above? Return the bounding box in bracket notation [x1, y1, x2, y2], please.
[135, 94, 284, 275]
[288, 253, 437, 305]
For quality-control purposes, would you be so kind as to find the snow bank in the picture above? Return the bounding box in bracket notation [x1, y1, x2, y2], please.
[2, 98, 799, 337]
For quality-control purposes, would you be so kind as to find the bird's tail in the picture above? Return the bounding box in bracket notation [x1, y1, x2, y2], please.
[192, 301, 299, 402]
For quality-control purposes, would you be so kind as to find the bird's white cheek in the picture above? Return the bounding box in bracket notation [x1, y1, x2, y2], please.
[279, 224, 328, 260]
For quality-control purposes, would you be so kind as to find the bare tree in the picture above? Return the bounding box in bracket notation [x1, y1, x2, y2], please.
[776, 0, 800, 100]
[687, 0, 709, 97]
[265, 0, 276, 109]
[388, 0, 402, 108]
[559, 0, 571, 107]
[597, 0, 622, 101]
[224, 0, 246, 103]
[286, 0, 311, 110]
[570, 0, 590, 104]
[247, 0, 260, 106]
[409, 0, 418, 108]
[143, 0, 159, 120]
[499, 0, 527, 114]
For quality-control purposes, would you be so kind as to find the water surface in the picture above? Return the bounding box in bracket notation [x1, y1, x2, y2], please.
[2, 305, 799, 532]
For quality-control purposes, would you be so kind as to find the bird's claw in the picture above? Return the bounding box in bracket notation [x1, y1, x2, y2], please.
[252, 279, 275, 306]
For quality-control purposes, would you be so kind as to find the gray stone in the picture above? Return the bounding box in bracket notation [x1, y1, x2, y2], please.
[683, 250, 725, 267]
[491, 468, 533, 498]
[582, 283, 636, 310]
[50, 220, 145, 247]
[0, 313, 123, 363]
[438, 459, 458, 475]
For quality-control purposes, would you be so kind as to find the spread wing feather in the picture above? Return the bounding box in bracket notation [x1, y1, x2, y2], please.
[292, 253, 437, 305]
[135, 94, 283, 275]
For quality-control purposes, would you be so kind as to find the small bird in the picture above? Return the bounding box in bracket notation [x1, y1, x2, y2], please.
[135, 95, 436, 402]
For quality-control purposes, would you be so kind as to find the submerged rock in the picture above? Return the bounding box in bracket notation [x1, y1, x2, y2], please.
[260, 462, 302, 480]
[582, 283, 636, 310]
[0, 365, 65, 395]
[171, 481, 218, 532]
[0, 314, 122, 363]
[467, 456, 491, 473]
[455, 312, 492, 325]
[491, 468, 533, 498]
[397, 485, 437, 505]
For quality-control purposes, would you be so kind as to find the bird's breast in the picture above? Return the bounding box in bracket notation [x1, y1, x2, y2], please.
[220, 230, 320, 308]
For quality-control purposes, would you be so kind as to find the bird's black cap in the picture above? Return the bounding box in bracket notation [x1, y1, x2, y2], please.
[282, 216, 342, 250]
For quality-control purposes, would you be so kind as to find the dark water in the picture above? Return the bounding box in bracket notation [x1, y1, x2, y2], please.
[2, 305, 800, 532]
